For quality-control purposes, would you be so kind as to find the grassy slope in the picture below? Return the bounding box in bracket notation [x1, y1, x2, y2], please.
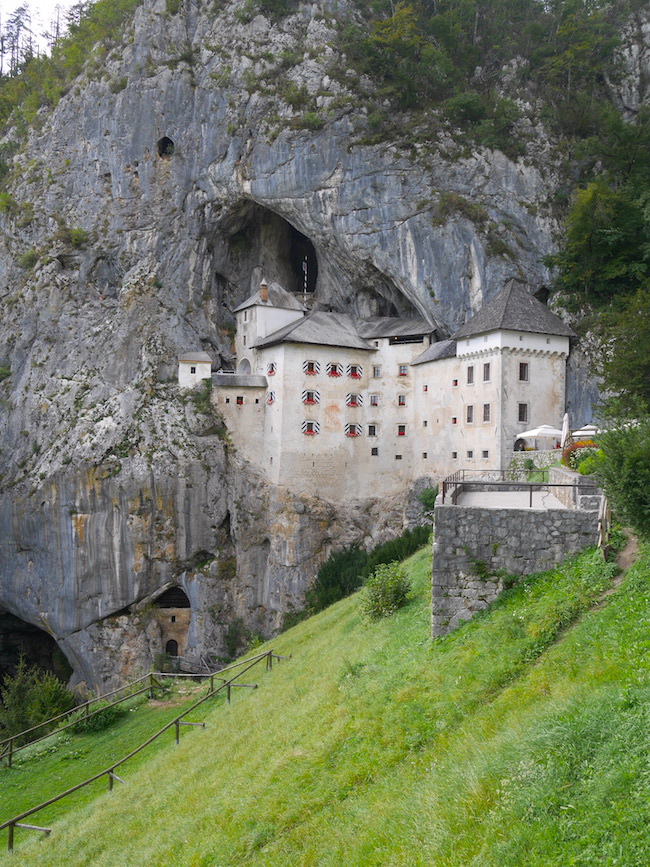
[2, 542, 649, 866]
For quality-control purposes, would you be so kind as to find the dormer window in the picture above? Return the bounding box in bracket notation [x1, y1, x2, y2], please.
[346, 393, 362, 407]
[302, 420, 320, 435]
[302, 390, 320, 405]
[327, 362, 342, 377]
[345, 423, 362, 437]
[304, 360, 320, 375]
[267, 362, 276, 376]
[347, 364, 362, 379]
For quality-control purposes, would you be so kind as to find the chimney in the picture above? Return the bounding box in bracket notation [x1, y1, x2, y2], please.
[260, 278, 269, 302]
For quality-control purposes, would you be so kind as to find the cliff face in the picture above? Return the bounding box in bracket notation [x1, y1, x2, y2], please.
[0, 0, 643, 688]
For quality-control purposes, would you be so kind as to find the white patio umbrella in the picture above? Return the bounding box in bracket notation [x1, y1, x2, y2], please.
[572, 423, 600, 441]
[517, 425, 564, 439]
[561, 413, 571, 449]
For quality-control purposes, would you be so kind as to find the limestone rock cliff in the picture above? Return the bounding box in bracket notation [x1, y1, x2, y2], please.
[0, 0, 646, 688]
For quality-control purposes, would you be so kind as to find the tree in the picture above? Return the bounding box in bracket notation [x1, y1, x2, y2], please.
[597, 418, 650, 539]
[600, 288, 650, 416]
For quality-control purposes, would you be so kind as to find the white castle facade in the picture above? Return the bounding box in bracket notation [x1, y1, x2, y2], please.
[178, 279, 574, 499]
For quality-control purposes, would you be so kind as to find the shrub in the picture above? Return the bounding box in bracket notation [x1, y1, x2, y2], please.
[562, 440, 598, 468]
[0, 658, 75, 745]
[70, 699, 126, 733]
[360, 562, 411, 621]
[597, 419, 650, 538]
[418, 485, 439, 513]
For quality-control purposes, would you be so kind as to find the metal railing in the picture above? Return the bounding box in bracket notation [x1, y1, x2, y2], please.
[441, 469, 598, 508]
[0, 649, 290, 852]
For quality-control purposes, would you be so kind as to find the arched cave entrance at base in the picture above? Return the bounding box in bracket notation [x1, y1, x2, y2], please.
[154, 587, 191, 659]
[0, 609, 72, 682]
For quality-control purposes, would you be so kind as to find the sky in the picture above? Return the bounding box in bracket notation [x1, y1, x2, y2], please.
[0, 1, 75, 55]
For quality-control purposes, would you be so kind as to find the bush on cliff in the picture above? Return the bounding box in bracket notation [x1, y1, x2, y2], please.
[0, 657, 75, 745]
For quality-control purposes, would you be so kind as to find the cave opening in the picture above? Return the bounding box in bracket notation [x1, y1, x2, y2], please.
[154, 587, 191, 608]
[0, 609, 72, 682]
[288, 225, 318, 294]
[157, 136, 175, 158]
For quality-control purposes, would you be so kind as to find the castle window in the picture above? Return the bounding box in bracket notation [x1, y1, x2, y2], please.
[225, 397, 230, 404]
[483, 403, 491, 422]
[266, 391, 275, 405]
[395, 454, 403, 460]
[466, 405, 474, 423]
[482, 450, 489, 459]
[302, 420, 320, 435]
[370, 393, 379, 407]
[452, 451, 458, 459]
[423, 384, 428, 392]
[452, 416, 457, 425]
[452, 379, 458, 387]
[267, 362, 276, 376]
[372, 365, 382, 378]
[347, 364, 362, 379]
[519, 362, 529, 382]
[467, 450, 474, 459]
[236, 396, 244, 406]
[345, 423, 362, 437]
[398, 364, 408, 377]
[518, 403, 528, 423]
[243, 336, 246, 346]
[244, 310, 248, 322]
[304, 360, 320, 375]
[368, 424, 377, 437]
[467, 365, 474, 385]
[346, 393, 362, 407]
[302, 390, 320, 405]
[397, 424, 406, 436]
[398, 394, 407, 407]
[423, 420, 428, 427]
[371, 447, 379, 456]
[483, 363, 491, 382]
[327, 362, 342, 377]
[190, 365, 196, 374]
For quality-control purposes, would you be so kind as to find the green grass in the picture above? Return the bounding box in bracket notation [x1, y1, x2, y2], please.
[2, 542, 649, 865]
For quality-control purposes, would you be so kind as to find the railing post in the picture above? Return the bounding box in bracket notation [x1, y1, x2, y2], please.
[529, 484, 533, 508]
[227, 684, 231, 704]
[149, 673, 154, 699]
[175, 720, 180, 745]
[7, 823, 14, 853]
[7, 738, 13, 769]
[210, 674, 214, 693]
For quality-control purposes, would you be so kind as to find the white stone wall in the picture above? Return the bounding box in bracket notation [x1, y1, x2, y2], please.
[178, 360, 212, 389]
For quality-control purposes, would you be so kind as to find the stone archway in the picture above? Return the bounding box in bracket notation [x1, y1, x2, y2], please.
[154, 587, 191, 658]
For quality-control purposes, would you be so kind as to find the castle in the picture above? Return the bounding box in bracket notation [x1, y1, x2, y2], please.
[179, 279, 574, 499]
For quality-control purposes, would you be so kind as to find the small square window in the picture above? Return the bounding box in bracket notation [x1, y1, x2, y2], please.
[518, 403, 528, 423]
[236, 395, 244, 405]
[368, 424, 377, 437]
[452, 451, 458, 459]
[466, 405, 474, 424]
[395, 454, 403, 460]
[397, 424, 406, 436]
[225, 397, 230, 404]
[467, 365, 474, 385]
[371, 447, 379, 456]
[452, 416, 457, 425]
[423, 384, 428, 392]
[519, 362, 529, 382]
[467, 450, 474, 459]
[483, 363, 490, 382]
[452, 379, 458, 387]
[423, 419, 428, 427]
[483, 403, 491, 422]
[422, 452, 428, 459]
[398, 394, 407, 407]
[482, 450, 489, 459]
[171, 615, 176, 623]
[373, 366, 381, 378]
[370, 394, 379, 407]
[398, 365, 408, 377]
[190, 365, 197, 374]
[255, 398, 259, 404]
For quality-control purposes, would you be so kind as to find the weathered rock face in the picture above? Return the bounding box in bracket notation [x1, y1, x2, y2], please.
[0, 0, 643, 688]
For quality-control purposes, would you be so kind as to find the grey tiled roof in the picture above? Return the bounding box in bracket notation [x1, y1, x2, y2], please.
[178, 351, 214, 363]
[253, 312, 375, 351]
[411, 339, 457, 365]
[452, 279, 575, 339]
[234, 281, 307, 313]
[355, 317, 434, 339]
[213, 374, 268, 388]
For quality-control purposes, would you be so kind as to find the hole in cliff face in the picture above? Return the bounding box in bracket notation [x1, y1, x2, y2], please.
[0, 609, 73, 682]
[209, 202, 319, 309]
[157, 136, 175, 158]
[154, 587, 190, 608]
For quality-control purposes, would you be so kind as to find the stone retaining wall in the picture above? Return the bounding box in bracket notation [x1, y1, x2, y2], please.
[431, 487, 601, 636]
